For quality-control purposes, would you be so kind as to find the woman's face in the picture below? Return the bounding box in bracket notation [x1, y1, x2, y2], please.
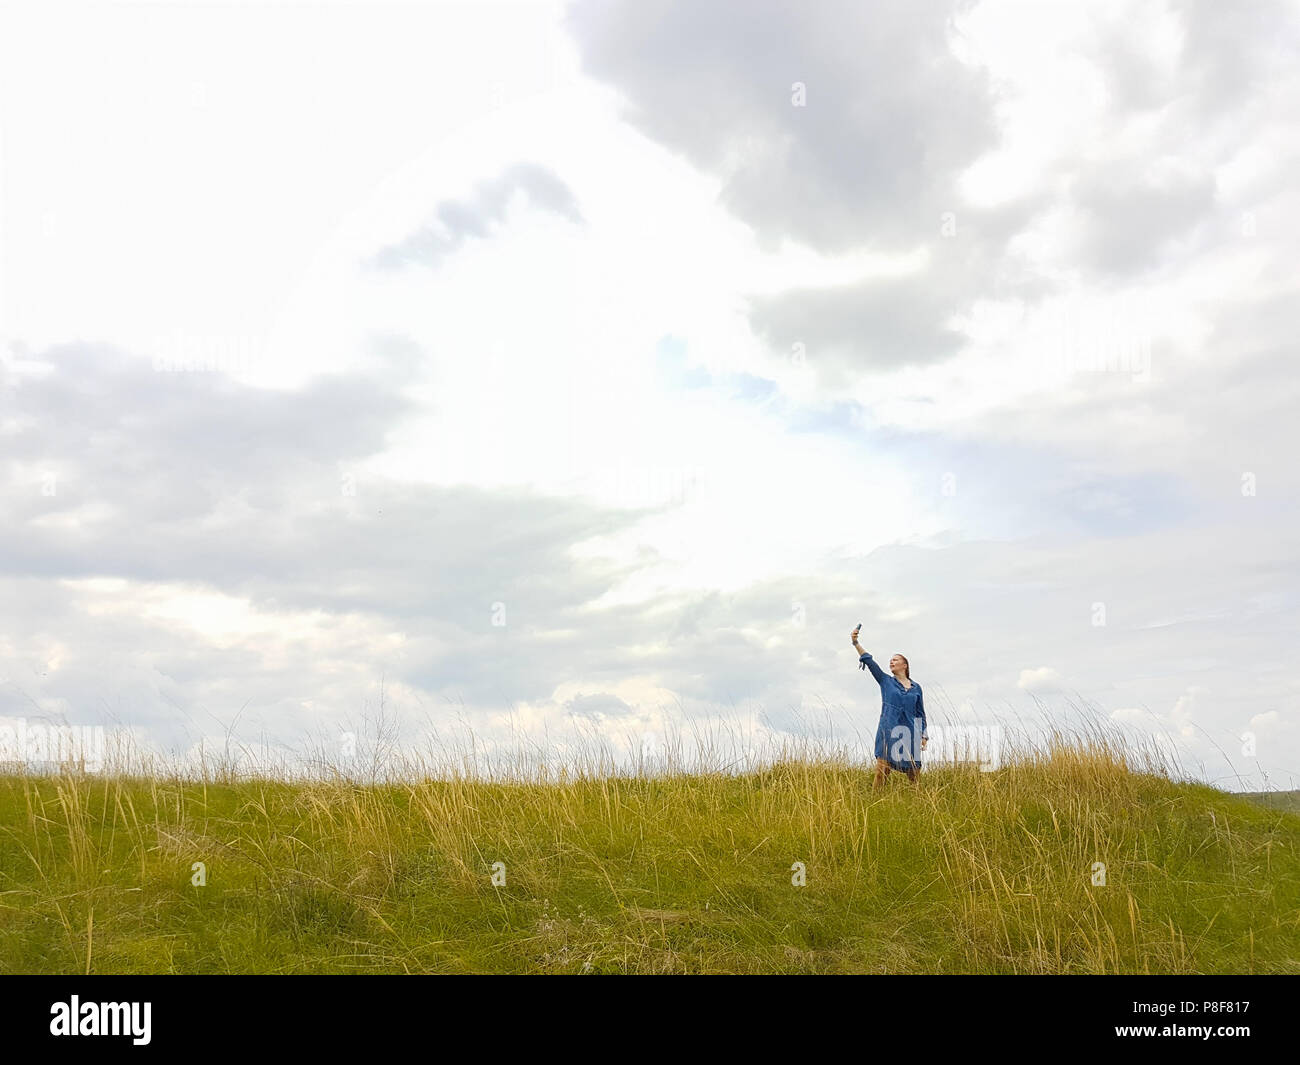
[889, 654, 907, 674]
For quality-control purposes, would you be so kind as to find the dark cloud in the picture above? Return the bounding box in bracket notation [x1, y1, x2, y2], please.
[748, 195, 1048, 379]
[564, 0, 1056, 384]
[370, 162, 584, 270]
[1070, 163, 1217, 276]
[4, 342, 412, 528]
[565, 0, 1293, 392]
[1170, 0, 1299, 110]
[2, 341, 638, 616]
[1068, 1, 1298, 277]
[748, 270, 967, 379]
[566, 0, 996, 255]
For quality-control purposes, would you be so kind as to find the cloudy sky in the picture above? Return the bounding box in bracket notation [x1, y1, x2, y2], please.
[2, 0, 1297, 788]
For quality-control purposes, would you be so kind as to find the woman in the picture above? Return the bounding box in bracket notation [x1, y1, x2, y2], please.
[851, 624, 928, 787]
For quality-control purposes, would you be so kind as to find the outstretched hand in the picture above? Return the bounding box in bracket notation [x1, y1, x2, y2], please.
[851, 624, 862, 644]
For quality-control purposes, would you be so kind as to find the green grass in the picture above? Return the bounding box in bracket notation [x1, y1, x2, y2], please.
[1242, 790, 1300, 814]
[1, 737, 1297, 974]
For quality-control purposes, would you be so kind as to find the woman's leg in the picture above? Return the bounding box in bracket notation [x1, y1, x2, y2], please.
[905, 765, 920, 784]
[873, 757, 891, 789]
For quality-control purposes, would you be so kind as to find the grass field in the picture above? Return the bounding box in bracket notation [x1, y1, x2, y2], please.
[1241, 791, 1300, 815]
[1, 732, 1297, 974]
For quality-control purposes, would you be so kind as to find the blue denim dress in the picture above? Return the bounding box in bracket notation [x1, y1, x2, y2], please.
[860, 652, 927, 771]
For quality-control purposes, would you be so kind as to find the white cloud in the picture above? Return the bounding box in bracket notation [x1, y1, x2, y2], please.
[1017, 667, 1064, 693]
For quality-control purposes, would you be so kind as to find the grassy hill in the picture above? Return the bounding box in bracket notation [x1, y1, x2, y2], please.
[1, 739, 1297, 974]
[1243, 790, 1300, 814]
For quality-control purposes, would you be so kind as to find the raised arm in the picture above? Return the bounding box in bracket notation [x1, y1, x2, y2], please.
[851, 626, 888, 685]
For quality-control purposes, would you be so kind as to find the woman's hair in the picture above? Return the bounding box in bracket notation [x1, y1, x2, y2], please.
[896, 654, 910, 679]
